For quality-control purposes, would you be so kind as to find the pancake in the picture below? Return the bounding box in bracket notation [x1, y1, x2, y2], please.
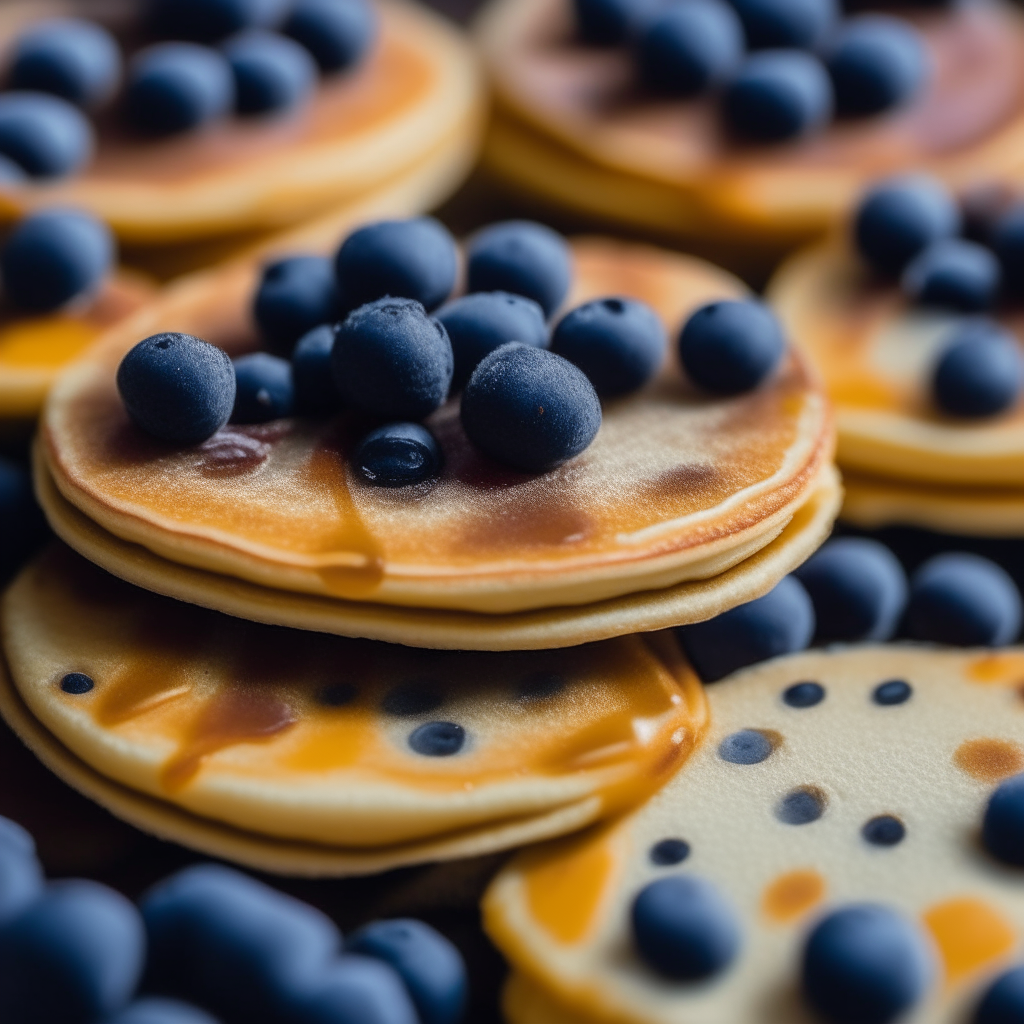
[485, 644, 1024, 1024]
[0, 543, 708, 874]
[41, 237, 836, 617]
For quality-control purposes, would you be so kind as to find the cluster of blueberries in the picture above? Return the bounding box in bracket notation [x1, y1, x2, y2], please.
[117, 217, 788, 479]
[574, 0, 927, 143]
[0, 0, 375, 181]
[0, 815, 467, 1024]
[854, 174, 1024, 419]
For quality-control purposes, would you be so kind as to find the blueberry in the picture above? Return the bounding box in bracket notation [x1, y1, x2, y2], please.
[932, 320, 1022, 419]
[802, 904, 933, 1024]
[7, 18, 121, 108]
[854, 175, 960, 277]
[0, 457, 49, 582]
[0, 92, 94, 179]
[992, 204, 1024, 298]
[827, 15, 927, 117]
[730, 0, 837, 50]
[678, 299, 785, 395]
[0, 155, 27, 184]
[466, 221, 572, 318]
[675, 574, 815, 683]
[983, 774, 1024, 866]
[254, 255, 339, 356]
[635, 0, 744, 97]
[296, 955, 419, 1024]
[976, 965, 1024, 1024]
[0, 817, 35, 861]
[292, 325, 343, 415]
[718, 729, 774, 765]
[348, 919, 468, 1024]
[0, 834, 43, 929]
[905, 552, 1022, 646]
[872, 679, 912, 705]
[103, 998, 221, 1024]
[224, 30, 317, 115]
[61, 673, 95, 694]
[141, 863, 341, 1023]
[125, 44, 235, 137]
[794, 537, 908, 643]
[862, 815, 905, 847]
[231, 353, 293, 423]
[408, 722, 465, 756]
[283, 0, 378, 74]
[460, 343, 602, 473]
[0, 879, 145, 1024]
[574, 0, 660, 44]
[722, 51, 833, 143]
[331, 298, 453, 420]
[631, 876, 740, 981]
[435, 291, 548, 391]
[649, 839, 691, 865]
[901, 240, 1001, 312]
[783, 681, 824, 707]
[148, 0, 290, 43]
[776, 786, 827, 824]
[117, 333, 236, 444]
[335, 218, 457, 313]
[0, 209, 114, 313]
[552, 297, 666, 397]
[353, 423, 442, 487]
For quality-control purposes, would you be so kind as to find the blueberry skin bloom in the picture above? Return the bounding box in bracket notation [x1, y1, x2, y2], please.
[904, 552, 1022, 646]
[354, 423, 442, 487]
[148, 0, 290, 43]
[0, 91, 94, 179]
[976, 965, 1024, 1024]
[675, 574, 815, 682]
[0, 879, 145, 1024]
[253, 254, 338, 355]
[794, 537, 908, 643]
[722, 50, 833, 143]
[932, 321, 1023, 418]
[117, 333, 236, 444]
[125, 44, 235, 137]
[631, 876, 741, 981]
[678, 299, 785, 395]
[552, 296, 666, 397]
[292, 324, 343, 414]
[298, 955, 419, 1024]
[0, 825, 43, 927]
[231, 352, 294, 423]
[332, 297, 453, 420]
[466, 221, 572, 318]
[7, 18, 121, 108]
[574, 0, 660, 45]
[992, 203, 1024, 297]
[105, 998, 221, 1024]
[730, 0, 837, 51]
[283, 0, 379, 73]
[224, 30, 317, 115]
[983, 774, 1024, 866]
[0, 208, 114, 313]
[636, 0, 744, 97]
[336, 217, 457, 313]
[901, 239, 1001, 312]
[854, 174, 960, 277]
[348, 919, 468, 1024]
[802, 904, 933, 1024]
[460, 343, 602, 473]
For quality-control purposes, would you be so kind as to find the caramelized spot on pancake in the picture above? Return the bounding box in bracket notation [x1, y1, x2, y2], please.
[953, 738, 1024, 783]
[97, 658, 193, 727]
[761, 869, 826, 924]
[969, 652, 1024, 686]
[923, 897, 1016, 985]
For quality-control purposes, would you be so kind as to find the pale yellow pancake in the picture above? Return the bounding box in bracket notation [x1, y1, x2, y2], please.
[486, 645, 1024, 1024]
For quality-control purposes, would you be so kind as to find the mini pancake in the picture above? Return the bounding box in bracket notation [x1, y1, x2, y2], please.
[477, 0, 1024, 261]
[41, 237, 835, 617]
[0, 0, 484, 249]
[485, 644, 1024, 1024]
[770, 239, 1024, 488]
[0, 543, 708, 874]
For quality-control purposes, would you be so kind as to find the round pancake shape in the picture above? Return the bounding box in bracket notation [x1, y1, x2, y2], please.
[0, 0, 484, 245]
[770, 239, 1024, 487]
[41, 237, 835, 615]
[1, 544, 708, 864]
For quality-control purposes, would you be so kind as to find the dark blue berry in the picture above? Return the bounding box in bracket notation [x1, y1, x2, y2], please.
[730, 0, 837, 50]
[0, 879, 145, 1024]
[466, 221, 572, 318]
[902, 240, 1001, 312]
[794, 537, 908, 643]
[802, 904, 933, 1023]
[982, 774, 1024, 866]
[0, 817, 35, 862]
[61, 673, 94, 694]
[722, 51, 833, 143]
[335, 218, 457, 313]
[992, 204, 1024, 298]
[0, 457, 49, 582]
[435, 291, 548, 391]
[783, 681, 824, 707]
[862, 815, 905, 846]
[904, 552, 1022, 646]
[254, 255, 338, 355]
[408, 722, 465, 756]
[348, 919, 468, 1024]
[117, 333, 236, 444]
[675, 575, 814, 683]
[932, 321, 1022, 419]
[0, 155, 27, 184]
[975, 964, 1024, 1024]
[872, 680, 911, 705]
[635, 0, 744, 97]
[552, 296, 666, 397]
[573, 0, 660, 45]
[854, 175, 960, 277]
[7, 18, 121, 108]
[224, 30, 316, 115]
[776, 786, 827, 824]
[718, 729, 774, 765]
[353, 423, 442, 487]
[331, 298, 453, 420]
[148, 0, 290, 43]
[125, 44, 235, 137]
[231, 352, 293, 423]
[678, 299, 785, 395]
[631, 876, 740, 981]
[381, 683, 444, 717]
[104, 998, 221, 1024]
[296, 955, 419, 1024]
[0, 828, 43, 928]
[827, 15, 927, 117]
[292, 325, 343, 415]
[0, 92, 93, 178]
[649, 839, 691, 865]
[460, 343, 602, 473]
[283, 0, 377, 74]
